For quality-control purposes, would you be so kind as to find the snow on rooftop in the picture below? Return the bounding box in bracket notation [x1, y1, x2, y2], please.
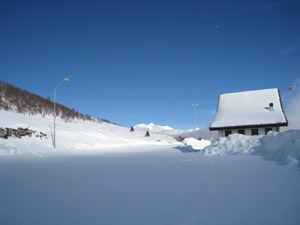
[210, 88, 288, 129]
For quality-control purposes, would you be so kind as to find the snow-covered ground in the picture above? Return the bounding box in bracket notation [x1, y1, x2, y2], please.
[1, 110, 300, 225]
[1, 149, 300, 225]
[0, 110, 178, 156]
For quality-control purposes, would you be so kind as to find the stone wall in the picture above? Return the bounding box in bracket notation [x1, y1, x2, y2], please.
[0, 127, 47, 139]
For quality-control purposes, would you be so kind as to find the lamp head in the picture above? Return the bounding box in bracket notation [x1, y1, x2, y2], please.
[64, 78, 69, 82]
[288, 86, 296, 90]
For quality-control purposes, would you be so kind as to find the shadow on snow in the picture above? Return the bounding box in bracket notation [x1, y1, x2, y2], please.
[174, 146, 201, 153]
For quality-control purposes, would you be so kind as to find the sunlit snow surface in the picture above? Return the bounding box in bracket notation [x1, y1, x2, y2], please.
[1, 110, 300, 225]
[0, 110, 178, 156]
[1, 150, 300, 225]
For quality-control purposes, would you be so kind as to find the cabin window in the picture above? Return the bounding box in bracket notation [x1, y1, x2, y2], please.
[225, 130, 232, 137]
[238, 129, 245, 135]
[251, 128, 259, 136]
[265, 128, 272, 134]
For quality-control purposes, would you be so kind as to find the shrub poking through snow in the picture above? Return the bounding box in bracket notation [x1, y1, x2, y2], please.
[175, 136, 186, 142]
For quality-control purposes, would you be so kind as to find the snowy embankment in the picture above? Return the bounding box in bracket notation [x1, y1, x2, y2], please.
[256, 130, 300, 165]
[184, 131, 300, 165]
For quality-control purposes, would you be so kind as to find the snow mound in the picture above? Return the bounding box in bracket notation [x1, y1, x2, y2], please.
[202, 130, 300, 165]
[182, 138, 211, 150]
[255, 130, 300, 165]
[203, 134, 260, 156]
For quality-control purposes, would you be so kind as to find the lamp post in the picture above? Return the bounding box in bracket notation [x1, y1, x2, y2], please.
[53, 78, 69, 148]
[281, 86, 297, 95]
[192, 104, 199, 139]
[288, 86, 297, 91]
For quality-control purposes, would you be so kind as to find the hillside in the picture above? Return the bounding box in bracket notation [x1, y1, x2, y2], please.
[0, 110, 178, 155]
[0, 80, 111, 123]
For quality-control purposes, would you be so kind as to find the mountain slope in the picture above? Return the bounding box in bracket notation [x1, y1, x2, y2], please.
[0, 80, 110, 123]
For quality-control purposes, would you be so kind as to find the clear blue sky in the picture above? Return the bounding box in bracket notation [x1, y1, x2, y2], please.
[1, 0, 299, 129]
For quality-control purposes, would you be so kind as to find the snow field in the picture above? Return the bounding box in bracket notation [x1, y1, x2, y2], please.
[1, 150, 300, 225]
[1, 110, 300, 225]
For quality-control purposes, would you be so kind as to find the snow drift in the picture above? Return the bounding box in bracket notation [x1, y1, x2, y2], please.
[201, 131, 300, 165]
[182, 138, 211, 150]
[203, 134, 260, 156]
[255, 130, 300, 165]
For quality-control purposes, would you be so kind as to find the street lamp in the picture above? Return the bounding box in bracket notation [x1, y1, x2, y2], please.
[53, 78, 69, 148]
[281, 86, 297, 95]
[288, 86, 297, 91]
[192, 104, 199, 139]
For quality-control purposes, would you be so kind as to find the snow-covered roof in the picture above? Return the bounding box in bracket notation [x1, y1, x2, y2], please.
[209, 89, 288, 130]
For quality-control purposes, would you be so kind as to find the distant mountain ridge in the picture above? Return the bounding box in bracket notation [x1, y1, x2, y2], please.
[135, 123, 175, 132]
[0, 80, 111, 124]
[134, 123, 185, 137]
[134, 122, 217, 140]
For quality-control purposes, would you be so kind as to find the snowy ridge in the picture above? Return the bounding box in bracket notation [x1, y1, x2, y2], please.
[135, 123, 174, 131]
[134, 123, 183, 136]
[134, 123, 217, 140]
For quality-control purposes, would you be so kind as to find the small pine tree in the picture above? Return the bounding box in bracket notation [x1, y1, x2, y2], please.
[145, 131, 150, 137]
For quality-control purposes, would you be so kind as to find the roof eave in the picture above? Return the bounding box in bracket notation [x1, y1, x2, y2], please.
[209, 122, 288, 131]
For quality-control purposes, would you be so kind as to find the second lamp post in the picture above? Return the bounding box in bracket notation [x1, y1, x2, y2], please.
[53, 78, 69, 148]
[192, 104, 199, 139]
